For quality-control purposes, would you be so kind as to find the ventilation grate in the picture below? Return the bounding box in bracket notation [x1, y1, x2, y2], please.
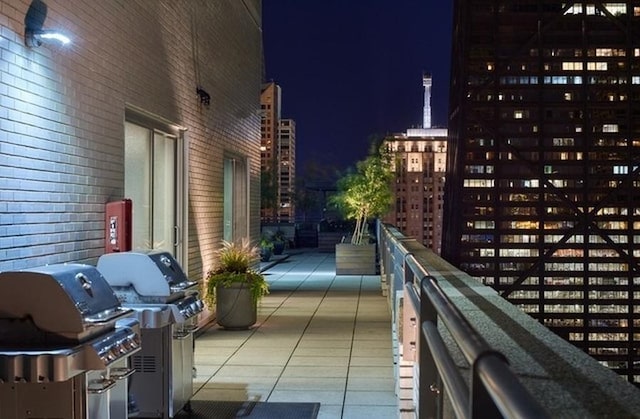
[132, 355, 157, 373]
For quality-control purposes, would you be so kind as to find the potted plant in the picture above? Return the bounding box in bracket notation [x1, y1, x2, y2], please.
[330, 141, 393, 274]
[272, 229, 287, 255]
[205, 238, 269, 329]
[260, 235, 274, 262]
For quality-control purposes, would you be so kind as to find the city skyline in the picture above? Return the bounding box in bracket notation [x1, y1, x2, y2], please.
[262, 1, 453, 173]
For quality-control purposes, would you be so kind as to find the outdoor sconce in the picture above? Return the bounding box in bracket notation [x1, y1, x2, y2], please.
[197, 87, 211, 106]
[25, 29, 70, 48]
[24, 0, 70, 48]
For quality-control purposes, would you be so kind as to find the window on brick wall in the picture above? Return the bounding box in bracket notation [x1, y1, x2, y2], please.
[125, 119, 183, 259]
[223, 155, 248, 241]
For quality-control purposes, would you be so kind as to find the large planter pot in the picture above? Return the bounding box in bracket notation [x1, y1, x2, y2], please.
[335, 243, 377, 275]
[215, 282, 257, 330]
[260, 247, 272, 262]
[273, 241, 285, 255]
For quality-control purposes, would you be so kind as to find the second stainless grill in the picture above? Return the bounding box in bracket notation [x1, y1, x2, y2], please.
[97, 251, 203, 418]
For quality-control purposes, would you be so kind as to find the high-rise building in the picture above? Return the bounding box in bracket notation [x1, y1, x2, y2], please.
[384, 74, 448, 253]
[443, 1, 640, 384]
[260, 82, 296, 223]
[260, 82, 281, 222]
[278, 119, 296, 222]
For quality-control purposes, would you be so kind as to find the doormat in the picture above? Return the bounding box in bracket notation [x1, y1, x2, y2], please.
[174, 400, 321, 419]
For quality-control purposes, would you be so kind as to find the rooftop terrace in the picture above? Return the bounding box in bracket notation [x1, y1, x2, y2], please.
[189, 231, 640, 418]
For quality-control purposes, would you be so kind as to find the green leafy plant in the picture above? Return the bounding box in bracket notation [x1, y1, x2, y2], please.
[330, 142, 394, 245]
[273, 229, 286, 243]
[260, 235, 274, 250]
[205, 238, 269, 308]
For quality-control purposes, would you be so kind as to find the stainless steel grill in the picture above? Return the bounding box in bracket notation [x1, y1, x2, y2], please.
[0, 263, 141, 419]
[97, 251, 204, 418]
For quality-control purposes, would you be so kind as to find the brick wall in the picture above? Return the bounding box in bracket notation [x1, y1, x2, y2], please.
[0, 0, 262, 278]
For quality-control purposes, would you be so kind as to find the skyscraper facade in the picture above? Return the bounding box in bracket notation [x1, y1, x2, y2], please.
[443, 1, 640, 384]
[384, 74, 447, 254]
[278, 119, 296, 222]
[384, 130, 447, 254]
[260, 82, 281, 222]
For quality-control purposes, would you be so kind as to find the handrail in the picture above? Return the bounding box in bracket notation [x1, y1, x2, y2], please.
[380, 223, 549, 419]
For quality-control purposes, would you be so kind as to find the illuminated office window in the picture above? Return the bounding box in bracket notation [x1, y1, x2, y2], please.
[562, 62, 583, 70]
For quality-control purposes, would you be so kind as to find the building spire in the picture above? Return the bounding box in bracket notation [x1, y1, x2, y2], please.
[423, 73, 432, 129]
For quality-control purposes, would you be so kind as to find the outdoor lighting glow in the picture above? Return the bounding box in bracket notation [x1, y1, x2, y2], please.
[39, 31, 70, 44]
[25, 29, 71, 48]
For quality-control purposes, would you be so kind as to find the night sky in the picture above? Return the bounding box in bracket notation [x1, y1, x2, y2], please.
[262, 1, 453, 174]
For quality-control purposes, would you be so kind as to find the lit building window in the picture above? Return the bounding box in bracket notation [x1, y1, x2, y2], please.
[564, 4, 583, 14]
[613, 165, 628, 174]
[587, 62, 608, 71]
[474, 221, 495, 229]
[562, 62, 583, 70]
[480, 248, 495, 257]
[603, 3, 627, 16]
[553, 137, 575, 146]
[603, 124, 619, 132]
[463, 179, 495, 187]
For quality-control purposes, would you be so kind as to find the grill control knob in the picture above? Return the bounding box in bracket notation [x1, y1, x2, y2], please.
[122, 339, 133, 351]
[109, 346, 120, 361]
[160, 255, 172, 267]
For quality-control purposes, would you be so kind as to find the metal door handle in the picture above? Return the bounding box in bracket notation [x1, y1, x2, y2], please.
[173, 331, 191, 340]
[87, 378, 116, 394]
[110, 367, 136, 381]
[184, 324, 198, 332]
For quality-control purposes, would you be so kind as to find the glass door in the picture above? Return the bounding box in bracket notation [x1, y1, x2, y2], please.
[125, 121, 179, 256]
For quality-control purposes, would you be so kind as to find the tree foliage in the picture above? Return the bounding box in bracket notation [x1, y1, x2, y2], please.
[330, 143, 394, 244]
[260, 168, 278, 213]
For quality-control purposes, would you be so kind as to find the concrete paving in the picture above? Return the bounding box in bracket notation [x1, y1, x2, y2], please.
[193, 251, 398, 419]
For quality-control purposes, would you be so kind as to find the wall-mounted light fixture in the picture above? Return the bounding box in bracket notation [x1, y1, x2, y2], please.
[196, 87, 211, 107]
[24, 0, 70, 48]
[25, 29, 70, 48]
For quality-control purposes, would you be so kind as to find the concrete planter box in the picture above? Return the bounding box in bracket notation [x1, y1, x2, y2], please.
[335, 243, 376, 275]
[318, 232, 347, 252]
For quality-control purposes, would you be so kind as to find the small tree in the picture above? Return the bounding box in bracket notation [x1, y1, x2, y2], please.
[260, 168, 278, 221]
[331, 144, 393, 245]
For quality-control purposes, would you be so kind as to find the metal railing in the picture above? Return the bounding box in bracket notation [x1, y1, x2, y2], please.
[379, 223, 549, 419]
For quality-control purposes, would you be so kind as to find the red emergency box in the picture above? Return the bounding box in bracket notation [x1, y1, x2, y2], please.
[105, 199, 132, 253]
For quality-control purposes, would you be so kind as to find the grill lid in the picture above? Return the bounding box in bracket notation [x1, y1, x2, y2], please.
[97, 251, 196, 298]
[0, 264, 125, 344]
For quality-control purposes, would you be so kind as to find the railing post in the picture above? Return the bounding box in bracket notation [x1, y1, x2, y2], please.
[471, 351, 504, 419]
[420, 275, 440, 419]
